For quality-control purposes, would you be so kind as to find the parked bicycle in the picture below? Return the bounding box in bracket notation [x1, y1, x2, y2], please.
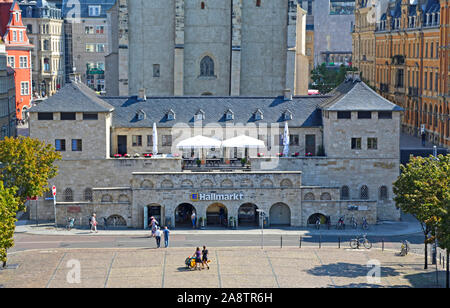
[361, 217, 369, 230]
[66, 217, 75, 231]
[399, 240, 411, 256]
[336, 216, 345, 230]
[350, 234, 372, 249]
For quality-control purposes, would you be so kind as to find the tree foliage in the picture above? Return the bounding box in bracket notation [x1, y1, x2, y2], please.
[310, 64, 357, 94]
[0, 136, 61, 211]
[0, 181, 19, 266]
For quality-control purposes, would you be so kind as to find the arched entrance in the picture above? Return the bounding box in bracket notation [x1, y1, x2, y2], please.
[307, 213, 327, 225]
[106, 215, 127, 228]
[175, 203, 196, 227]
[238, 203, 259, 227]
[206, 203, 227, 227]
[269, 203, 291, 226]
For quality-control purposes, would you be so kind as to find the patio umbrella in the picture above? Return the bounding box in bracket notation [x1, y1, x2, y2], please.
[282, 122, 289, 157]
[152, 122, 158, 154]
[176, 135, 222, 149]
[221, 135, 265, 148]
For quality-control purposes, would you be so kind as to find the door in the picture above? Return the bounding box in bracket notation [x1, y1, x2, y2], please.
[305, 135, 316, 156]
[117, 135, 127, 155]
[269, 203, 291, 226]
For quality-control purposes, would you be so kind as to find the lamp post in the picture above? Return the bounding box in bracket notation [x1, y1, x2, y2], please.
[256, 209, 266, 249]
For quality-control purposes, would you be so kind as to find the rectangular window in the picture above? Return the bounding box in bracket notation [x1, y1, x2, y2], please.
[289, 134, 299, 146]
[367, 138, 378, 150]
[12, 31, 17, 41]
[71, 139, 82, 151]
[153, 64, 160, 77]
[19, 56, 28, 68]
[38, 112, 53, 120]
[7, 56, 14, 68]
[86, 44, 95, 52]
[83, 113, 98, 120]
[351, 138, 362, 150]
[20, 82, 29, 95]
[85, 26, 95, 34]
[147, 135, 153, 147]
[95, 26, 104, 34]
[378, 111, 392, 119]
[60, 112, 76, 120]
[88, 5, 101, 17]
[329, 0, 354, 15]
[19, 31, 23, 42]
[337, 111, 351, 119]
[96, 44, 105, 53]
[357, 111, 372, 119]
[162, 135, 172, 147]
[132, 135, 142, 147]
[55, 139, 66, 151]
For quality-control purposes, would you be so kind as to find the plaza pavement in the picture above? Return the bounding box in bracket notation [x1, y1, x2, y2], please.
[0, 246, 447, 288]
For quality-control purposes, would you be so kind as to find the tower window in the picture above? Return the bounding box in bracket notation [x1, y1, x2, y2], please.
[200, 56, 214, 77]
[256, 0, 261, 7]
[201, 2, 205, 9]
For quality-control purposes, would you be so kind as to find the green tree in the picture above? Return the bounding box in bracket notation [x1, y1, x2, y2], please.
[0, 136, 62, 211]
[310, 64, 357, 94]
[393, 155, 448, 269]
[0, 181, 19, 267]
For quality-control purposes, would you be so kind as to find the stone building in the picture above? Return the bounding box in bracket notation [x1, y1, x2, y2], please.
[62, 0, 116, 92]
[0, 38, 16, 138]
[27, 72, 403, 229]
[352, 0, 449, 149]
[106, 0, 309, 97]
[20, 0, 65, 98]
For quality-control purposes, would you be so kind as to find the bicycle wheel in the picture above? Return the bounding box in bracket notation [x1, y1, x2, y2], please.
[363, 240, 372, 249]
[350, 239, 358, 249]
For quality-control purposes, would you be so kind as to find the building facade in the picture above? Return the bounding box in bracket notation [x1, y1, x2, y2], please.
[27, 72, 403, 229]
[0, 38, 16, 138]
[353, 0, 449, 148]
[62, 0, 115, 92]
[20, 0, 65, 99]
[0, 0, 33, 120]
[106, 0, 309, 97]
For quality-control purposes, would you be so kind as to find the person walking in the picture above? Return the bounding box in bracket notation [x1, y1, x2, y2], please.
[194, 247, 202, 270]
[163, 226, 170, 248]
[202, 246, 210, 270]
[191, 212, 196, 229]
[155, 227, 161, 248]
[90, 213, 98, 233]
[151, 216, 158, 237]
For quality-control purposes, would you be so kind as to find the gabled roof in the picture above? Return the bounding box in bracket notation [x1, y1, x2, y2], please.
[29, 81, 115, 113]
[320, 80, 404, 112]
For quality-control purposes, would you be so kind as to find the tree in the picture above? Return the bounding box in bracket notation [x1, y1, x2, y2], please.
[393, 155, 448, 269]
[0, 181, 19, 267]
[0, 136, 62, 211]
[310, 64, 357, 94]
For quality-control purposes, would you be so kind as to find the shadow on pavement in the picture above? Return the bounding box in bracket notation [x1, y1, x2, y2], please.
[307, 262, 400, 278]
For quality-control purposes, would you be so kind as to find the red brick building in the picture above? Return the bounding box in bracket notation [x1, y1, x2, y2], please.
[0, 0, 33, 120]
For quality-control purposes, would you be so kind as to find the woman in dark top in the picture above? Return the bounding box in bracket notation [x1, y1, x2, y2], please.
[202, 246, 210, 270]
[194, 247, 202, 270]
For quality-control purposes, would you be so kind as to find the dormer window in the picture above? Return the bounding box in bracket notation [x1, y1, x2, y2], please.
[166, 109, 175, 121]
[136, 109, 146, 121]
[195, 109, 205, 121]
[283, 110, 293, 121]
[225, 109, 234, 121]
[254, 109, 263, 121]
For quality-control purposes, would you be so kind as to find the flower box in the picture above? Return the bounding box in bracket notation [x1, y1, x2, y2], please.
[257, 153, 264, 157]
[123, 154, 131, 158]
[133, 153, 140, 158]
[114, 154, 122, 158]
[144, 153, 153, 158]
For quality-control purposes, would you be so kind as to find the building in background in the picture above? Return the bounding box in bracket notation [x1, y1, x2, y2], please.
[62, 0, 116, 93]
[0, 38, 16, 138]
[299, 0, 354, 71]
[20, 0, 65, 99]
[106, 0, 308, 97]
[352, 0, 449, 149]
[0, 0, 33, 120]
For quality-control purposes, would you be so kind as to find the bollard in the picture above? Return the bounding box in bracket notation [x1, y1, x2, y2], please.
[281, 236, 283, 249]
[299, 236, 302, 248]
[319, 235, 321, 249]
[382, 239, 384, 252]
[338, 237, 341, 249]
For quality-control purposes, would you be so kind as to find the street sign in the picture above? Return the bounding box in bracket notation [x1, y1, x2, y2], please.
[52, 186, 56, 196]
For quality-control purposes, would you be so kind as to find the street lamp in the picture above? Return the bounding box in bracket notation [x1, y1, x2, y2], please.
[256, 209, 266, 249]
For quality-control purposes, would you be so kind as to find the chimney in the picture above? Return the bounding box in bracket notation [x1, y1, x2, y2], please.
[283, 88, 292, 101]
[138, 88, 147, 101]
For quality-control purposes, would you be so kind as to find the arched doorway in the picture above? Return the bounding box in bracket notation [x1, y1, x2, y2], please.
[269, 203, 291, 226]
[106, 215, 127, 228]
[307, 213, 327, 225]
[206, 203, 227, 227]
[175, 203, 196, 227]
[238, 203, 259, 227]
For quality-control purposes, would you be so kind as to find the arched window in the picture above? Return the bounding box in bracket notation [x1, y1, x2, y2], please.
[360, 185, 369, 200]
[101, 194, 113, 202]
[379, 186, 388, 200]
[341, 186, 350, 200]
[64, 188, 73, 202]
[200, 56, 214, 77]
[304, 192, 315, 201]
[320, 192, 332, 200]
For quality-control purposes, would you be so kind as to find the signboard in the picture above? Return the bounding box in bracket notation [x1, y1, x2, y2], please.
[191, 192, 244, 202]
[67, 206, 81, 213]
[52, 186, 56, 196]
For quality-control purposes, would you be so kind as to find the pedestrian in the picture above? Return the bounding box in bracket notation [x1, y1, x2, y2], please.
[90, 213, 98, 233]
[194, 247, 202, 270]
[155, 227, 161, 248]
[191, 212, 196, 229]
[151, 216, 158, 237]
[163, 226, 170, 248]
[202, 245, 210, 270]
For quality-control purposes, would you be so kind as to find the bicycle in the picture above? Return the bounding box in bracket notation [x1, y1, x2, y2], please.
[66, 217, 75, 231]
[361, 217, 369, 230]
[399, 240, 410, 256]
[350, 234, 372, 249]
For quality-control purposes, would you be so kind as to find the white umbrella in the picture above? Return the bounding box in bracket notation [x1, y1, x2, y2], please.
[221, 135, 265, 148]
[176, 135, 222, 149]
[152, 122, 158, 154]
[282, 122, 289, 157]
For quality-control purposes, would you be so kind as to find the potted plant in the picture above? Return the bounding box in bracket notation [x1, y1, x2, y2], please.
[114, 154, 122, 158]
[144, 153, 152, 158]
[257, 153, 264, 157]
[241, 158, 247, 167]
[133, 153, 140, 158]
[123, 153, 131, 158]
[196, 159, 201, 167]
